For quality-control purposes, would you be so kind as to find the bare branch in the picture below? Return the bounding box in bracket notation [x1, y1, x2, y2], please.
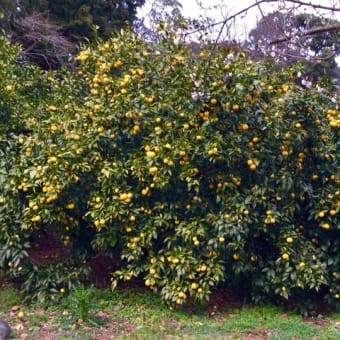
[182, 0, 340, 37]
[279, 0, 340, 12]
[255, 0, 266, 18]
[11, 12, 75, 69]
[214, 0, 340, 27]
[270, 23, 340, 44]
[278, 50, 337, 61]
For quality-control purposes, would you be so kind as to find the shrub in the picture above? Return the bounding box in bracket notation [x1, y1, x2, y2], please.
[0, 31, 338, 312]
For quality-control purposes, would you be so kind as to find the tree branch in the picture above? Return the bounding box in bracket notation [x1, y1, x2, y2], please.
[277, 50, 338, 61]
[256, 0, 266, 18]
[182, 0, 340, 36]
[270, 23, 340, 44]
[214, 0, 340, 27]
[281, 0, 340, 12]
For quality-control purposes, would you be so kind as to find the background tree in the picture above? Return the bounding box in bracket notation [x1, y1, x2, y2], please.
[11, 12, 75, 70]
[0, 0, 146, 69]
[51, 0, 146, 41]
[248, 11, 339, 82]
[134, 0, 184, 41]
[17, 0, 146, 41]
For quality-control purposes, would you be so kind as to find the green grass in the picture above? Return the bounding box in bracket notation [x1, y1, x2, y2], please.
[0, 278, 339, 340]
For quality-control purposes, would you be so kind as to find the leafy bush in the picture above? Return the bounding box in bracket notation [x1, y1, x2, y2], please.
[0, 31, 339, 313]
[0, 36, 42, 278]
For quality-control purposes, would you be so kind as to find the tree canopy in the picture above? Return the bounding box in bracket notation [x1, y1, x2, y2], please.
[16, 0, 146, 40]
[0, 0, 146, 69]
[248, 11, 339, 83]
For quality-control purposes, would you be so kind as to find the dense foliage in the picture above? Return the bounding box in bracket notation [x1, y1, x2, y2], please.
[0, 30, 339, 313]
[0, 0, 145, 69]
[1, 0, 145, 41]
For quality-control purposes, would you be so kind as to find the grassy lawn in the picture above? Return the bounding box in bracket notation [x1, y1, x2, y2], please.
[0, 276, 339, 339]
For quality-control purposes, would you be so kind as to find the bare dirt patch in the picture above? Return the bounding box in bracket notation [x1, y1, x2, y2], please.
[242, 327, 272, 340]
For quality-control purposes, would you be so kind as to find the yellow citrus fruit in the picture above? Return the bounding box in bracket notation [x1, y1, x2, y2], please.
[17, 311, 25, 319]
[200, 265, 207, 272]
[311, 174, 318, 181]
[191, 283, 198, 290]
[321, 223, 330, 230]
[146, 151, 156, 159]
[149, 166, 158, 175]
[282, 253, 289, 261]
[178, 291, 186, 299]
[66, 203, 75, 210]
[318, 211, 325, 218]
[31, 215, 41, 222]
[233, 254, 240, 261]
[47, 156, 57, 164]
[141, 187, 149, 196]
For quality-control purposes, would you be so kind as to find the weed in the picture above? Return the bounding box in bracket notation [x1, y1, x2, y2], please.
[0, 273, 23, 313]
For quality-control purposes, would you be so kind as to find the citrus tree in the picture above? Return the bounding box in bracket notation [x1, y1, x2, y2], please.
[0, 36, 46, 279]
[0, 36, 90, 302]
[0, 30, 339, 312]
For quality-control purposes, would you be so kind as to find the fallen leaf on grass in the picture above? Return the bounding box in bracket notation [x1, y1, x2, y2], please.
[16, 323, 25, 331]
[96, 311, 109, 318]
